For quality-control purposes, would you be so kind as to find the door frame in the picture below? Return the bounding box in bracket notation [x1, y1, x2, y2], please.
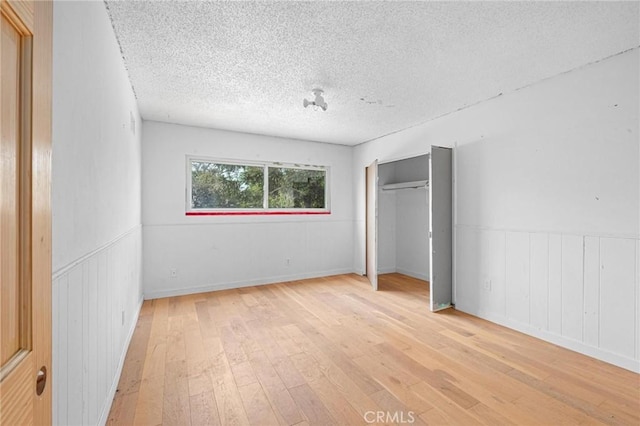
[365, 160, 378, 290]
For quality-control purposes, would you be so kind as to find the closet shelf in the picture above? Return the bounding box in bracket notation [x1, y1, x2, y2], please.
[380, 180, 429, 191]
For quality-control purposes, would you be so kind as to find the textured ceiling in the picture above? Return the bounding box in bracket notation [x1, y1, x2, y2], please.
[105, 1, 639, 145]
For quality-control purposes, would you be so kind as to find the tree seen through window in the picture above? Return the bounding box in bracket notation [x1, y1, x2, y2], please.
[190, 160, 327, 211]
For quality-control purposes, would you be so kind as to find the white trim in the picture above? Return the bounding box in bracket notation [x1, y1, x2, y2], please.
[454, 224, 640, 241]
[262, 164, 269, 211]
[52, 225, 141, 280]
[395, 268, 429, 282]
[144, 268, 354, 300]
[187, 155, 327, 170]
[98, 297, 144, 426]
[456, 302, 640, 373]
[378, 151, 431, 166]
[377, 268, 430, 283]
[452, 143, 457, 306]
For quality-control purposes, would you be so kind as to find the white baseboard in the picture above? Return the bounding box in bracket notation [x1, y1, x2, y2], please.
[377, 268, 429, 282]
[456, 303, 640, 373]
[395, 268, 429, 281]
[98, 296, 144, 426]
[144, 268, 354, 300]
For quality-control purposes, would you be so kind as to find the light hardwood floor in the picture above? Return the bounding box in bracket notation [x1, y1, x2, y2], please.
[108, 273, 640, 425]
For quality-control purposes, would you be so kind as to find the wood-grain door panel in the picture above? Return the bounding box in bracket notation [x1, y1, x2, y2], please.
[0, 1, 52, 424]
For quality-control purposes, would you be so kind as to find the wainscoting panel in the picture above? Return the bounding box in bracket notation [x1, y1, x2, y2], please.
[505, 232, 530, 325]
[561, 234, 584, 342]
[52, 226, 143, 426]
[583, 236, 600, 348]
[529, 232, 549, 330]
[547, 234, 563, 336]
[599, 237, 636, 359]
[143, 221, 354, 299]
[455, 226, 639, 372]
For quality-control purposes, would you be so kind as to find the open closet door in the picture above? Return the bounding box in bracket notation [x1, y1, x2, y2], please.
[429, 147, 453, 311]
[366, 160, 378, 290]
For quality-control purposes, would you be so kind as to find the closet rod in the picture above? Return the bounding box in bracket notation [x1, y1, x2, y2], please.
[380, 180, 429, 191]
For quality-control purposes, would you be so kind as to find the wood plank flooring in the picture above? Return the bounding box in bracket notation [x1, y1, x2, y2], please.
[108, 273, 640, 425]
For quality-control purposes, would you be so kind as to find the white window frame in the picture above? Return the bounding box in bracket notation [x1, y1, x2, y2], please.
[186, 156, 331, 214]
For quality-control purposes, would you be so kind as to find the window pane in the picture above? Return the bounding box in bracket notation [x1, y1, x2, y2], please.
[268, 167, 326, 208]
[191, 161, 264, 208]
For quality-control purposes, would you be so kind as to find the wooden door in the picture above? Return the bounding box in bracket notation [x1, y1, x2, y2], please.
[429, 146, 452, 311]
[0, 1, 52, 424]
[365, 160, 378, 290]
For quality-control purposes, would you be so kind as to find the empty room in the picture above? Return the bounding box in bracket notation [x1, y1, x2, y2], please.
[1, 0, 639, 425]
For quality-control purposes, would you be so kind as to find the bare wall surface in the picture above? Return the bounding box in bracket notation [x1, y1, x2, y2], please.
[377, 191, 397, 273]
[353, 49, 639, 371]
[142, 121, 354, 298]
[396, 189, 430, 280]
[453, 49, 639, 372]
[52, 1, 143, 424]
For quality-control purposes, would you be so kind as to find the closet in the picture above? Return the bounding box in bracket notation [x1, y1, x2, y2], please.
[366, 146, 452, 312]
[378, 155, 430, 280]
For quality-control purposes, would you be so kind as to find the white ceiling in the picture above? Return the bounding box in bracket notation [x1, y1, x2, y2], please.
[105, 1, 639, 146]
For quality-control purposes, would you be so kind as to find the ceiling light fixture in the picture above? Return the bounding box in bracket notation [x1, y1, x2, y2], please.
[303, 88, 328, 111]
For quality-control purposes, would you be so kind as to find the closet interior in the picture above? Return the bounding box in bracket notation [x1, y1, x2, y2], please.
[377, 155, 430, 282]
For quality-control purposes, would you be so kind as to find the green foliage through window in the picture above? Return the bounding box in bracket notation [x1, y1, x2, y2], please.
[189, 159, 327, 211]
[191, 162, 264, 209]
[268, 168, 325, 208]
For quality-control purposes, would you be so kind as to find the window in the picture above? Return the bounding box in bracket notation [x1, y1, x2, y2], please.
[191, 161, 264, 209]
[268, 167, 326, 209]
[187, 157, 329, 214]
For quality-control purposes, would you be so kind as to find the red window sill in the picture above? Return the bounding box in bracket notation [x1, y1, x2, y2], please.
[186, 211, 331, 216]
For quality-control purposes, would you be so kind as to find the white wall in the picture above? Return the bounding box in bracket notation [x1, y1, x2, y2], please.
[377, 189, 430, 280]
[353, 48, 639, 372]
[377, 161, 397, 273]
[52, 1, 143, 424]
[396, 188, 429, 280]
[377, 191, 397, 273]
[142, 121, 353, 299]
